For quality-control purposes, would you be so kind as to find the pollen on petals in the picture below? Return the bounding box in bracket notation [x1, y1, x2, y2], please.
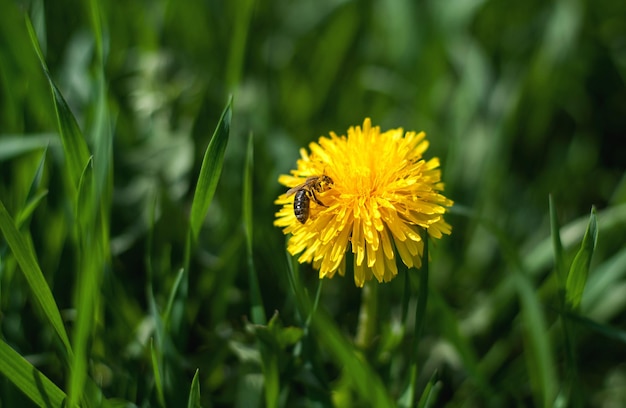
[274, 118, 453, 287]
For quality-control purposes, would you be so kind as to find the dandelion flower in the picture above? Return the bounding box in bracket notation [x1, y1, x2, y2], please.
[274, 118, 453, 287]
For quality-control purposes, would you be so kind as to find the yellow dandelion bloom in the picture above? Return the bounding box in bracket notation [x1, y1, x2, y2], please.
[274, 118, 453, 287]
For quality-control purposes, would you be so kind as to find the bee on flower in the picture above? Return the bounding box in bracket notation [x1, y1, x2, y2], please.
[274, 118, 453, 287]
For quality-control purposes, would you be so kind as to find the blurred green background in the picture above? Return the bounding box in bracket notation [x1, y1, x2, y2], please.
[1, 0, 626, 406]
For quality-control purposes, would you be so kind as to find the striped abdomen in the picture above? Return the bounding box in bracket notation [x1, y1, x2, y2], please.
[293, 189, 310, 223]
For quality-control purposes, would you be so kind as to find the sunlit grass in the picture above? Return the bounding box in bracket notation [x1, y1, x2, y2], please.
[1, 1, 626, 407]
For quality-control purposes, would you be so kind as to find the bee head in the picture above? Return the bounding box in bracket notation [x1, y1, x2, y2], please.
[321, 175, 334, 189]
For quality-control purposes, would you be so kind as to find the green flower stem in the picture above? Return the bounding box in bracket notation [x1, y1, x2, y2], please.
[355, 281, 378, 349]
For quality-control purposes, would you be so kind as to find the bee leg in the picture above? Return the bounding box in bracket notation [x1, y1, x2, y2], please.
[309, 190, 327, 207]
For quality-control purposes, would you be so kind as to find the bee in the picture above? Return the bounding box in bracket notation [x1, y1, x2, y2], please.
[285, 175, 334, 223]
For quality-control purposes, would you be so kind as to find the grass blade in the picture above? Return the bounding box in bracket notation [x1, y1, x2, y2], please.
[522, 203, 626, 277]
[187, 369, 201, 408]
[225, 0, 255, 89]
[566, 207, 598, 309]
[16, 189, 48, 228]
[563, 310, 626, 344]
[68, 157, 105, 407]
[0, 339, 67, 407]
[0, 199, 72, 358]
[551, 194, 579, 406]
[261, 346, 279, 408]
[16, 146, 49, 228]
[400, 233, 429, 407]
[429, 291, 492, 398]
[162, 267, 185, 330]
[549, 195, 566, 289]
[243, 132, 266, 325]
[87, 0, 105, 61]
[151, 338, 166, 408]
[417, 370, 441, 408]
[284, 246, 304, 309]
[0, 134, 56, 162]
[414, 234, 429, 353]
[25, 16, 91, 192]
[311, 309, 395, 408]
[514, 271, 559, 407]
[189, 97, 232, 242]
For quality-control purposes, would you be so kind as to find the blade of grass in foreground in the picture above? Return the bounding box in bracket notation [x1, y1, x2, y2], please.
[429, 291, 492, 398]
[68, 157, 106, 407]
[243, 133, 274, 405]
[523, 203, 625, 277]
[284, 246, 322, 331]
[451, 204, 558, 405]
[151, 338, 166, 408]
[0, 199, 72, 358]
[417, 371, 441, 408]
[549, 195, 566, 289]
[16, 147, 49, 228]
[189, 97, 232, 243]
[550, 196, 578, 407]
[0, 339, 66, 407]
[243, 132, 266, 325]
[311, 308, 395, 408]
[187, 369, 201, 408]
[399, 234, 429, 408]
[566, 207, 598, 309]
[162, 268, 185, 331]
[226, 0, 255, 89]
[513, 270, 559, 407]
[25, 16, 91, 191]
[285, 250, 394, 406]
[0, 134, 56, 162]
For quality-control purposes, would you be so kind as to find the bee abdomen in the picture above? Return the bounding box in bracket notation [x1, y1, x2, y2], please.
[293, 190, 310, 224]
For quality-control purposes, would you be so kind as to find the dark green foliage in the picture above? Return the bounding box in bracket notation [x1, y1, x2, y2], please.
[1, 0, 625, 406]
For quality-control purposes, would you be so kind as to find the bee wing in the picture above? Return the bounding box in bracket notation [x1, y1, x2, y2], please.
[285, 183, 305, 196]
[285, 176, 318, 196]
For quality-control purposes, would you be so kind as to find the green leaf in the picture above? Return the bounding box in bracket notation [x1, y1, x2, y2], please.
[562, 309, 626, 344]
[549, 195, 566, 289]
[16, 189, 48, 228]
[250, 312, 304, 350]
[225, 0, 255, 88]
[189, 97, 232, 242]
[397, 365, 417, 408]
[25, 16, 91, 193]
[16, 146, 49, 228]
[312, 309, 395, 408]
[162, 267, 185, 330]
[514, 271, 559, 407]
[243, 132, 266, 325]
[399, 233, 429, 407]
[86, 0, 113, 233]
[76, 157, 95, 238]
[243, 132, 254, 251]
[261, 346, 279, 408]
[187, 369, 201, 408]
[0, 134, 57, 162]
[68, 157, 105, 407]
[0, 199, 72, 358]
[151, 338, 166, 408]
[566, 207, 598, 309]
[417, 370, 441, 408]
[0, 339, 67, 407]
[284, 245, 304, 312]
[86, 0, 105, 61]
[522, 203, 626, 278]
[551, 196, 579, 405]
[413, 233, 429, 348]
[429, 291, 493, 399]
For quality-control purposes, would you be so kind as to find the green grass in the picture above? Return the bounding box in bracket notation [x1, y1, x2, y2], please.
[2, 0, 626, 406]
